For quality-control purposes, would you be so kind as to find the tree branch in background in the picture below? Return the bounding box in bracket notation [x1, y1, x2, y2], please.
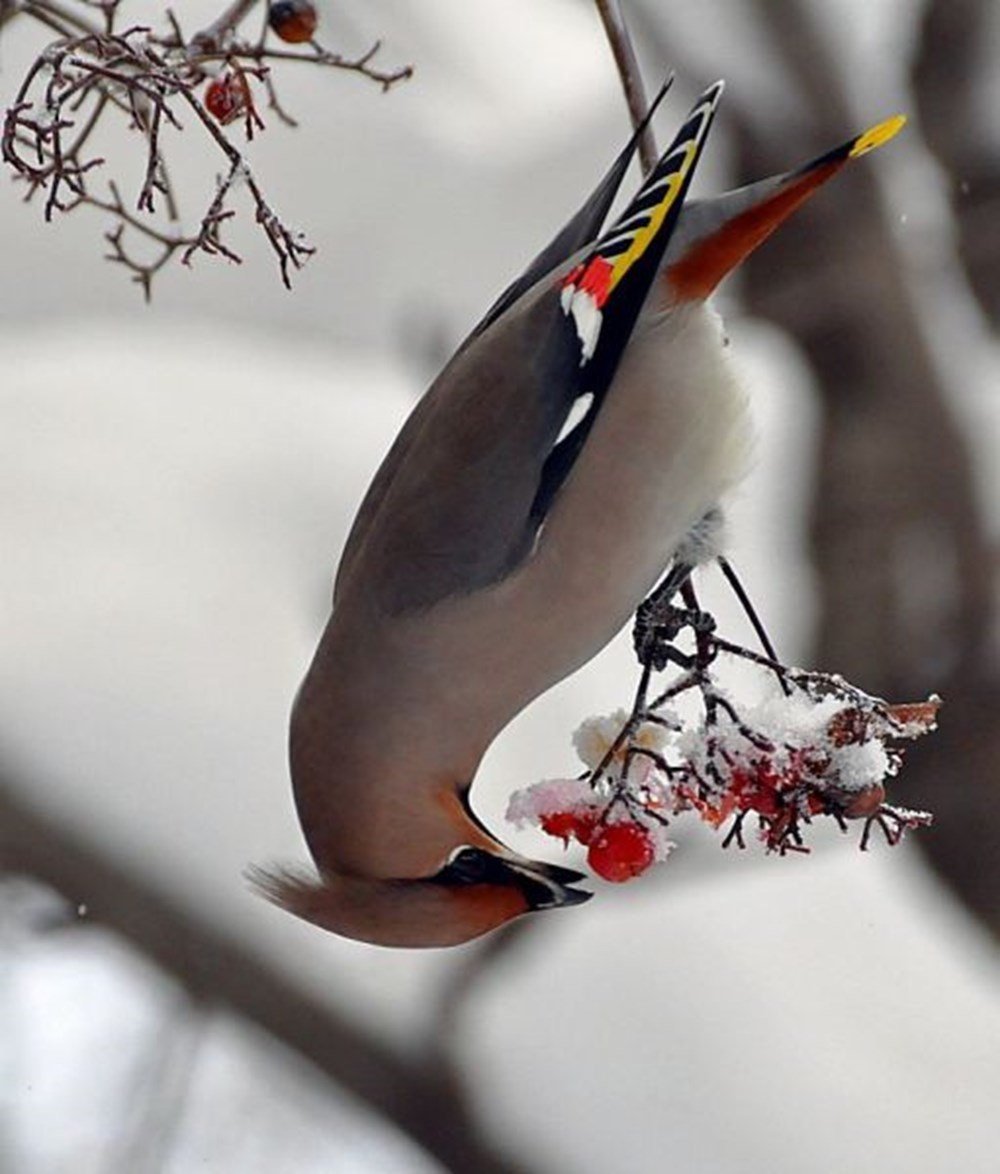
[594, 0, 657, 173]
[0, 777, 539, 1174]
[740, 0, 1000, 937]
[629, 0, 1000, 939]
[1, 0, 411, 298]
[911, 0, 1000, 330]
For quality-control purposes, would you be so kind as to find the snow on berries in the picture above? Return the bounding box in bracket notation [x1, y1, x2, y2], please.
[204, 73, 250, 125]
[506, 581, 938, 884]
[507, 768, 674, 879]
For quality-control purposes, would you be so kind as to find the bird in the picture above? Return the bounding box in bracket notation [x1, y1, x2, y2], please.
[250, 82, 905, 947]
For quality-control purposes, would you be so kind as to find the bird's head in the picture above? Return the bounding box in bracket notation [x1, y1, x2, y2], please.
[247, 846, 590, 948]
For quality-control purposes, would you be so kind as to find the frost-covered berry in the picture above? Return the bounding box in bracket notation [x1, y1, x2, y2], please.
[728, 762, 784, 818]
[833, 781, 886, 819]
[587, 822, 654, 882]
[268, 0, 318, 43]
[204, 74, 247, 124]
[540, 810, 599, 846]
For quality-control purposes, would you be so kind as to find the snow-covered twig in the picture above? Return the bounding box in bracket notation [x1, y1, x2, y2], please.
[1, 0, 411, 296]
[509, 560, 938, 882]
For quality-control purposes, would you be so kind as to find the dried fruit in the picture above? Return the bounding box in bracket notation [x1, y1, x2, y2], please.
[205, 73, 248, 124]
[268, 0, 318, 44]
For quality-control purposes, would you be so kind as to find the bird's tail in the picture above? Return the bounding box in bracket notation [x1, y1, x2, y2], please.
[663, 113, 907, 302]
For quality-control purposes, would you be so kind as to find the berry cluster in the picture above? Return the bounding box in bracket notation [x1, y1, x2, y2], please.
[507, 578, 937, 884]
[541, 810, 656, 882]
[203, 4, 319, 127]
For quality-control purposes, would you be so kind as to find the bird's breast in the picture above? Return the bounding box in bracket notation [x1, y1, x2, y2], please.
[503, 299, 754, 676]
[383, 300, 755, 733]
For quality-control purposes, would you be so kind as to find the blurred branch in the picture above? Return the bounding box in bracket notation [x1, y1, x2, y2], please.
[103, 997, 208, 1174]
[738, 0, 1000, 937]
[429, 918, 540, 1058]
[192, 0, 262, 51]
[0, 778, 539, 1174]
[594, 0, 656, 172]
[741, 0, 994, 666]
[911, 0, 1000, 329]
[628, 0, 1000, 939]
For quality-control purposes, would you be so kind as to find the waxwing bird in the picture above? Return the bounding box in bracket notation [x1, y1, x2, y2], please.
[250, 84, 905, 947]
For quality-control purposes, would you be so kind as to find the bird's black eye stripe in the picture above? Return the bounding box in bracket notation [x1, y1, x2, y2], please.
[436, 846, 502, 886]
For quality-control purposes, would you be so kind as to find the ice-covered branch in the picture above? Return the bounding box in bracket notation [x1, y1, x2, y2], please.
[1, 0, 411, 296]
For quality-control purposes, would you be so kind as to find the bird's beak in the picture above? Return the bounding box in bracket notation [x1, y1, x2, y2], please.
[665, 114, 907, 302]
[498, 855, 593, 909]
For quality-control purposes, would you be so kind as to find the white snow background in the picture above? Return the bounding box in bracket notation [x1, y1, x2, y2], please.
[3, 2, 1000, 1172]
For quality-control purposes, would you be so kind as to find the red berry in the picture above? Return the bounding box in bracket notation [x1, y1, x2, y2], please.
[205, 74, 248, 124]
[540, 810, 599, 846]
[840, 782, 886, 819]
[806, 790, 827, 815]
[268, 0, 318, 43]
[728, 760, 788, 818]
[540, 811, 577, 844]
[587, 822, 654, 883]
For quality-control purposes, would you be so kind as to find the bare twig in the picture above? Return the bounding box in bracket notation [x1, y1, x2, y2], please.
[190, 0, 261, 54]
[594, 0, 656, 173]
[2, 0, 412, 295]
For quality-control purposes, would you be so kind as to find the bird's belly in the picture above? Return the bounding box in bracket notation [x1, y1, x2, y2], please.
[442, 300, 754, 720]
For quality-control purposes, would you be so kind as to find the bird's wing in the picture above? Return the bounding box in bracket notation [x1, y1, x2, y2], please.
[335, 83, 724, 614]
[332, 81, 671, 607]
[467, 77, 674, 343]
[532, 80, 725, 525]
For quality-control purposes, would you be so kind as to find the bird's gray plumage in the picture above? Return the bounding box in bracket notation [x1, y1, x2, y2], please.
[252, 85, 906, 947]
[335, 82, 725, 615]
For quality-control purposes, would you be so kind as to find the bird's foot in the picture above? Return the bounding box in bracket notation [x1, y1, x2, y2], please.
[632, 592, 716, 671]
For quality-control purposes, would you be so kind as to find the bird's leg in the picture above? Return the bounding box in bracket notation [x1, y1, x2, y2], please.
[632, 507, 728, 671]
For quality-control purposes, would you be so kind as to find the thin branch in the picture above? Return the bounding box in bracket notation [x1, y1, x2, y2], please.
[190, 0, 261, 54]
[2, 0, 411, 295]
[594, 0, 656, 173]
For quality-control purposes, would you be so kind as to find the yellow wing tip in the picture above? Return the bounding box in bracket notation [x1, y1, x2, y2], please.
[849, 113, 907, 159]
